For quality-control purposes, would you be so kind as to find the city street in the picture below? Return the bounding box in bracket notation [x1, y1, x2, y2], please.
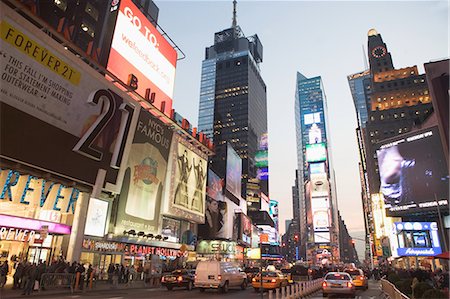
[2, 280, 383, 299]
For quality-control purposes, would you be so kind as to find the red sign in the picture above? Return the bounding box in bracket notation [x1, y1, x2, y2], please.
[259, 234, 269, 243]
[107, 0, 177, 115]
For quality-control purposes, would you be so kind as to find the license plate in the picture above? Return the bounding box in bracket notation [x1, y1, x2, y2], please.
[331, 284, 342, 288]
[208, 275, 215, 279]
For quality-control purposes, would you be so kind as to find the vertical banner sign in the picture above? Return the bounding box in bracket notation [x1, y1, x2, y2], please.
[107, 0, 177, 115]
[115, 108, 173, 234]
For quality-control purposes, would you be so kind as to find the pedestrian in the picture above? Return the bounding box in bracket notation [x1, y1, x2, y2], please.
[13, 260, 24, 289]
[0, 260, 9, 288]
[128, 265, 136, 287]
[86, 264, 93, 288]
[107, 263, 114, 284]
[76, 263, 85, 290]
[22, 263, 38, 295]
[111, 264, 119, 289]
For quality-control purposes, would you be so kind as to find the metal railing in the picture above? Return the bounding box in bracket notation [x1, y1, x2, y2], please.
[381, 278, 410, 299]
[268, 278, 323, 299]
[39, 273, 76, 293]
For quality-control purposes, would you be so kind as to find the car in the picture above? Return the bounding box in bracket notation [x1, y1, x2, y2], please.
[194, 261, 247, 293]
[244, 267, 260, 281]
[161, 269, 195, 291]
[344, 268, 368, 290]
[251, 270, 289, 292]
[322, 272, 356, 298]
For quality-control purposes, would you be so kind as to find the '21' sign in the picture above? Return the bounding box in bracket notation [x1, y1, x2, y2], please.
[73, 89, 135, 175]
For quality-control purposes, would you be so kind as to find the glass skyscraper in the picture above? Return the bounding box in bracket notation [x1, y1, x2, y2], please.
[197, 9, 268, 199]
[294, 72, 340, 263]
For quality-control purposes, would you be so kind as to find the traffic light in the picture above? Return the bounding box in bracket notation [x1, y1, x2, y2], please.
[294, 234, 299, 242]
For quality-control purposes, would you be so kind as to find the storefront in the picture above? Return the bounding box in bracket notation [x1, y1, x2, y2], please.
[80, 238, 188, 279]
[0, 169, 84, 264]
[196, 240, 245, 263]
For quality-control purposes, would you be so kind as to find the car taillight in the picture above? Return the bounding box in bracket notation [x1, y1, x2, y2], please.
[359, 275, 365, 280]
[347, 282, 353, 288]
[322, 281, 327, 287]
[177, 276, 183, 282]
[271, 279, 277, 283]
[218, 275, 222, 280]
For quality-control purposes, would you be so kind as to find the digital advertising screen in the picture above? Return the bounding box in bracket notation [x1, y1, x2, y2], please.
[226, 143, 243, 200]
[393, 222, 442, 257]
[107, 0, 177, 115]
[310, 162, 326, 175]
[84, 198, 109, 237]
[233, 213, 252, 246]
[314, 232, 331, 244]
[304, 112, 322, 125]
[255, 151, 268, 168]
[306, 143, 327, 163]
[207, 170, 225, 202]
[310, 173, 329, 197]
[376, 127, 449, 216]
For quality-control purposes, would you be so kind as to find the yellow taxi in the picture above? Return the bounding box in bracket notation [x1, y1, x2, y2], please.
[251, 270, 289, 291]
[344, 268, 368, 290]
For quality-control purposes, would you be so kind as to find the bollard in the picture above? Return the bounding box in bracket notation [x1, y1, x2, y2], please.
[290, 285, 294, 299]
[281, 285, 285, 298]
[276, 287, 280, 299]
[269, 289, 273, 299]
[296, 283, 300, 297]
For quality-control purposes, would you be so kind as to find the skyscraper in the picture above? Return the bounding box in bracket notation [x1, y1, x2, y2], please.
[294, 72, 340, 264]
[197, 1, 267, 199]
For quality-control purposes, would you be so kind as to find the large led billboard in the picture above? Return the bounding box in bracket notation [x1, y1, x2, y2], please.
[392, 222, 442, 257]
[207, 170, 225, 202]
[310, 173, 329, 197]
[306, 143, 327, 162]
[314, 232, 331, 244]
[226, 143, 242, 200]
[84, 198, 109, 237]
[107, 0, 177, 115]
[232, 213, 252, 247]
[376, 127, 448, 216]
[311, 197, 330, 231]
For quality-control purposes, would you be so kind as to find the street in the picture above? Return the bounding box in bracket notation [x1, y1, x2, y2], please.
[2, 280, 384, 299]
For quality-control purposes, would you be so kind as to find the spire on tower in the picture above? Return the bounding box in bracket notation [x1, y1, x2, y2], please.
[232, 0, 237, 28]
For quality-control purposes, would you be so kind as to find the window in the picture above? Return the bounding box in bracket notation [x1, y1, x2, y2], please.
[85, 2, 99, 21]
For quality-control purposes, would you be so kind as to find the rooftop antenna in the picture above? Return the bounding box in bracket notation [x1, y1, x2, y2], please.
[362, 44, 369, 70]
[232, 0, 237, 28]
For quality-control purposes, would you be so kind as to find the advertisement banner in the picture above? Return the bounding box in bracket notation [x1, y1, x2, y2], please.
[232, 213, 252, 247]
[206, 170, 224, 202]
[197, 198, 227, 240]
[377, 127, 448, 216]
[306, 143, 327, 163]
[0, 5, 139, 190]
[84, 198, 109, 237]
[107, 0, 177, 115]
[115, 108, 173, 235]
[164, 135, 207, 223]
[226, 143, 242, 200]
[394, 222, 442, 256]
[310, 173, 329, 197]
[314, 232, 330, 243]
[161, 217, 180, 243]
[196, 240, 236, 255]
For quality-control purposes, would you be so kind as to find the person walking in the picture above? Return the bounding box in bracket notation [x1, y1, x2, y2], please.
[86, 264, 93, 288]
[22, 263, 38, 295]
[13, 261, 24, 289]
[0, 260, 9, 288]
[107, 263, 114, 284]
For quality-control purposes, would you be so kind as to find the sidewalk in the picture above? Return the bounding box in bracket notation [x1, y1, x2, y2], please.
[0, 281, 163, 299]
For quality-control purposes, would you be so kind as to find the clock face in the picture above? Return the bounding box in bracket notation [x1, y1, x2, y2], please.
[372, 46, 387, 58]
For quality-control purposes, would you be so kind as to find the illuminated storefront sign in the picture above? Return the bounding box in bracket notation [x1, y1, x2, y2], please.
[0, 214, 71, 235]
[196, 240, 236, 255]
[393, 222, 442, 257]
[0, 226, 36, 242]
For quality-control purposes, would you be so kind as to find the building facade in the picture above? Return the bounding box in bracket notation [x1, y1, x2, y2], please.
[294, 72, 340, 264]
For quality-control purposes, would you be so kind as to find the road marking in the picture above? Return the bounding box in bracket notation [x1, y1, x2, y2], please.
[108, 297, 124, 299]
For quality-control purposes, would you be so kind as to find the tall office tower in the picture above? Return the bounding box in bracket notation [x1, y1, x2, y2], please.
[347, 70, 374, 263]
[365, 29, 433, 198]
[338, 212, 359, 264]
[294, 72, 340, 264]
[292, 170, 300, 228]
[198, 1, 267, 199]
[348, 29, 434, 266]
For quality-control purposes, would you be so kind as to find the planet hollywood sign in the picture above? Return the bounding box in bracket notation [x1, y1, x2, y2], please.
[82, 239, 184, 258]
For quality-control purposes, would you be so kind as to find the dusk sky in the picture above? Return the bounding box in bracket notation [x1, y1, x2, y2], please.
[155, 0, 448, 257]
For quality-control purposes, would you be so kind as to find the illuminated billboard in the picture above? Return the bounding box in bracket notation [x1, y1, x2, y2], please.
[258, 225, 278, 245]
[107, 0, 177, 115]
[304, 112, 321, 125]
[233, 213, 252, 247]
[226, 143, 242, 200]
[310, 162, 326, 175]
[392, 222, 442, 257]
[197, 198, 227, 240]
[84, 198, 109, 237]
[257, 167, 269, 180]
[311, 197, 330, 231]
[308, 123, 322, 144]
[314, 232, 331, 244]
[255, 151, 268, 167]
[310, 173, 329, 197]
[376, 126, 448, 216]
[207, 170, 225, 202]
[306, 143, 327, 162]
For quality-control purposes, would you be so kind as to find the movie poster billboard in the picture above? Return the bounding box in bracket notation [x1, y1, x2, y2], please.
[163, 135, 207, 223]
[376, 126, 448, 216]
[310, 173, 329, 197]
[107, 0, 177, 115]
[114, 108, 173, 235]
[0, 4, 139, 191]
[207, 170, 225, 202]
[226, 143, 242, 200]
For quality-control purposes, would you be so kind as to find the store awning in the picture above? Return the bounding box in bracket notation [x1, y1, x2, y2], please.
[433, 251, 450, 259]
[0, 214, 71, 235]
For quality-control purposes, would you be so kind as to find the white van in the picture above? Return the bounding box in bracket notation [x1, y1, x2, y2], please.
[194, 261, 247, 292]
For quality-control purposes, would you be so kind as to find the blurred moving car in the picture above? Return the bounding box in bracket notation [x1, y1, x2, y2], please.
[344, 268, 368, 290]
[251, 270, 289, 292]
[194, 261, 247, 293]
[322, 272, 355, 298]
[161, 269, 195, 291]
